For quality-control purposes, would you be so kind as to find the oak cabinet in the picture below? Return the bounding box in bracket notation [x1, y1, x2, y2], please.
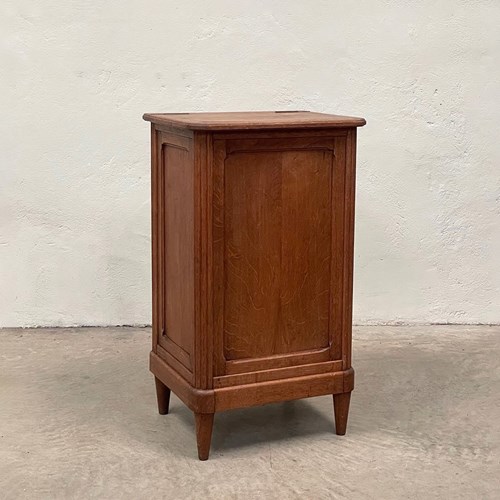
[143, 111, 365, 460]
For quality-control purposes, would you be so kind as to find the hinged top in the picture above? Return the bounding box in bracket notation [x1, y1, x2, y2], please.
[143, 111, 366, 131]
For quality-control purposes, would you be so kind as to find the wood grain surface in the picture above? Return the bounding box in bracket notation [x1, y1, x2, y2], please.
[223, 146, 332, 360]
[158, 133, 195, 372]
[147, 111, 364, 459]
[143, 111, 366, 130]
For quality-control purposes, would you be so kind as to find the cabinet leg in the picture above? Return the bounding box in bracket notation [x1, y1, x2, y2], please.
[333, 392, 351, 435]
[195, 412, 214, 461]
[155, 377, 171, 415]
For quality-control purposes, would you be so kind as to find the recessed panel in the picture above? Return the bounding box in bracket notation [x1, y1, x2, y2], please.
[160, 142, 194, 369]
[223, 148, 333, 360]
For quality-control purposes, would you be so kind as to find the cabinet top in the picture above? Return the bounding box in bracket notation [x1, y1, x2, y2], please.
[143, 111, 366, 131]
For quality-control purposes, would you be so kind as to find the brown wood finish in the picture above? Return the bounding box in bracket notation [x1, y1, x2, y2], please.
[155, 376, 171, 415]
[159, 133, 195, 372]
[195, 412, 215, 461]
[214, 360, 343, 389]
[222, 140, 332, 360]
[333, 391, 351, 435]
[143, 110, 366, 130]
[151, 350, 354, 413]
[145, 111, 364, 460]
[151, 124, 160, 352]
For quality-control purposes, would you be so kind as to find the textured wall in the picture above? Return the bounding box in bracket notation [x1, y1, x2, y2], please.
[1, 1, 499, 327]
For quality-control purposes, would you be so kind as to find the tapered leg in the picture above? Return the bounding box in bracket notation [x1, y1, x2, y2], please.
[333, 391, 351, 435]
[195, 412, 214, 461]
[155, 377, 171, 415]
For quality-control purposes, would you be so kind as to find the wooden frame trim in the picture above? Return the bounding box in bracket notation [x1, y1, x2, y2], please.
[154, 123, 194, 138]
[212, 128, 349, 140]
[342, 129, 357, 370]
[151, 351, 353, 413]
[151, 125, 160, 351]
[151, 351, 214, 413]
[214, 360, 343, 388]
[194, 132, 214, 389]
[211, 138, 226, 378]
[157, 344, 194, 385]
[225, 348, 332, 375]
[330, 134, 347, 360]
[157, 336, 192, 371]
[214, 368, 354, 411]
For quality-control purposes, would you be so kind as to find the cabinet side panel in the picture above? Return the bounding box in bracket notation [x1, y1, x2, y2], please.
[223, 147, 332, 360]
[158, 135, 195, 371]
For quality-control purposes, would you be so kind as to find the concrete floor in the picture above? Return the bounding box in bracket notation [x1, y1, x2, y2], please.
[0, 326, 499, 499]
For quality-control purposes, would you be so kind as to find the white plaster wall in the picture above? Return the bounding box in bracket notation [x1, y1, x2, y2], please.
[1, 0, 499, 327]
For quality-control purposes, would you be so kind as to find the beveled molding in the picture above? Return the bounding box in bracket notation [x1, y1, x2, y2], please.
[150, 351, 354, 413]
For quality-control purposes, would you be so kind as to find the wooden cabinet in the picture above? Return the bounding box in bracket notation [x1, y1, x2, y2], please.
[143, 111, 365, 460]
